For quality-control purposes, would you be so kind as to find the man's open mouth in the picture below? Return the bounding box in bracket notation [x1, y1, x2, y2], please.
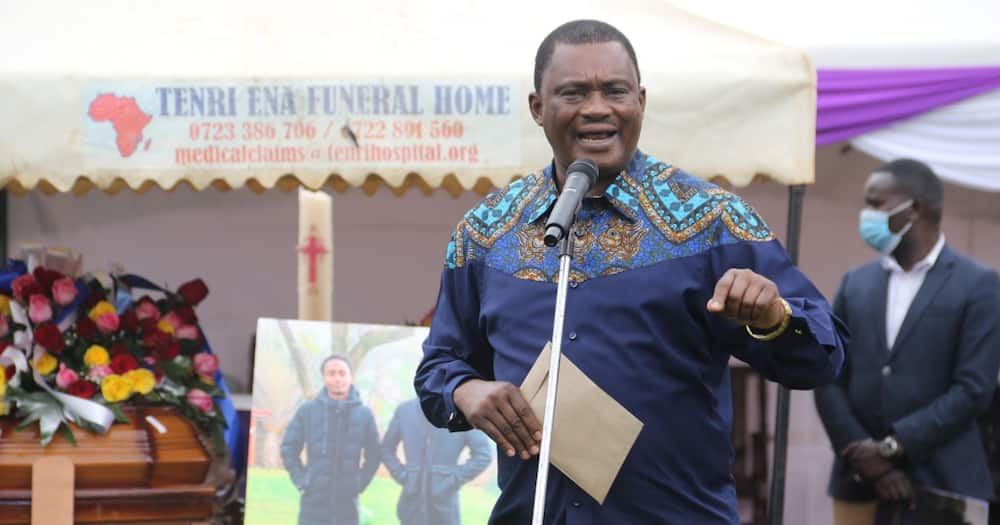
[577, 130, 617, 144]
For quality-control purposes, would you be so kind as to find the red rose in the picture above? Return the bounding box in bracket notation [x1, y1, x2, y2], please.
[11, 274, 42, 301]
[110, 353, 139, 374]
[177, 279, 209, 306]
[110, 343, 128, 356]
[34, 323, 65, 353]
[139, 318, 159, 335]
[32, 267, 65, 291]
[66, 380, 98, 399]
[143, 330, 170, 352]
[75, 317, 98, 339]
[174, 305, 198, 324]
[119, 310, 139, 333]
[4, 365, 14, 381]
[160, 340, 181, 360]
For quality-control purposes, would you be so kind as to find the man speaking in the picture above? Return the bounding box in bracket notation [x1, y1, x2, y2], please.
[415, 19, 845, 524]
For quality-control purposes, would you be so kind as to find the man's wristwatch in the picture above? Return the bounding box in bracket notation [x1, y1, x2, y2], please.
[878, 435, 902, 459]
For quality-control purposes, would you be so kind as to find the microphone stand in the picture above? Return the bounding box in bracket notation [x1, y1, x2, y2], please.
[531, 227, 575, 525]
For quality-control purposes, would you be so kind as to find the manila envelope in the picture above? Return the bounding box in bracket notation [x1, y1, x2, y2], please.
[520, 343, 643, 504]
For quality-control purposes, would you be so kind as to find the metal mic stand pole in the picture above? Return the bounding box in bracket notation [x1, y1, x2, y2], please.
[531, 228, 575, 525]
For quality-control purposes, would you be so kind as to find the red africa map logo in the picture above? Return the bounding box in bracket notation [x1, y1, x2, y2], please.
[88, 94, 153, 158]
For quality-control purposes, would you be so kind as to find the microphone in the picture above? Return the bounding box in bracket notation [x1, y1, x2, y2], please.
[544, 159, 599, 247]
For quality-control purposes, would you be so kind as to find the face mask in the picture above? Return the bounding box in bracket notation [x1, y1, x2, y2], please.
[859, 200, 914, 255]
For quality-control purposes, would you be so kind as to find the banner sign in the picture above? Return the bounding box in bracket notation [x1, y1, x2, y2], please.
[83, 79, 521, 170]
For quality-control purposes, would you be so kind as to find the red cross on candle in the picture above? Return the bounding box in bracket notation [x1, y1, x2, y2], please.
[299, 227, 329, 284]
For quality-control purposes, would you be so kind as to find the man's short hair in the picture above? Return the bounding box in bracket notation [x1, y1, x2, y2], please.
[320, 353, 352, 374]
[534, 19, 641, 92]
[879, 158, 944, 222]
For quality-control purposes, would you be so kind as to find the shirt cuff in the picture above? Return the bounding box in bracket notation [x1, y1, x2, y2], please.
[444, 373, 481, 432]
[779, 298, 840, 350]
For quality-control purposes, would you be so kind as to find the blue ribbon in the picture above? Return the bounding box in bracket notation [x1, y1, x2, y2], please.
[0, 260, 27, 293]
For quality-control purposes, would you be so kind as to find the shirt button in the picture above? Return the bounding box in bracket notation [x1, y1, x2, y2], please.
[572, 501, 581, 508]
[568, 332, 577, 341]
[882, 365, 892, 377]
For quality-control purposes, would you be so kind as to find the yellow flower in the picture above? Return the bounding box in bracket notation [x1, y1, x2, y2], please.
[88, 301, 117, 321]
[101, 374, 134, 402]
[83, 345, 110, 367]
[156, 320, 176, 335]
[124, 368, 156, 395]
[0, 368, 6, 399]
[0, 294, 10, 315]
[35, 353, 58, 375]
[0, 401, 8, 416]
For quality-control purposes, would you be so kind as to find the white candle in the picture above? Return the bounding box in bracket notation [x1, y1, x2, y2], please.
[297, 189, 333, 321]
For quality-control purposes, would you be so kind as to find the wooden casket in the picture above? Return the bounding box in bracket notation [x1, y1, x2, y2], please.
[0, 405, 221, 524]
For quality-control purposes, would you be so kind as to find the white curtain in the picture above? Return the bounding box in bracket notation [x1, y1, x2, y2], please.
[851, 88, 1000, 192]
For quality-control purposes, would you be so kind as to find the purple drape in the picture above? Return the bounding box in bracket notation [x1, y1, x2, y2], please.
[816, 68, 1000, 145]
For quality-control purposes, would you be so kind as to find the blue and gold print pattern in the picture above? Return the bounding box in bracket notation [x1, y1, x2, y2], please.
[445, 151, 774, 283]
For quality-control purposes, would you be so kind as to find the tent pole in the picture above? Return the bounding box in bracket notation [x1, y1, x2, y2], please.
[768, 184, 806, 525]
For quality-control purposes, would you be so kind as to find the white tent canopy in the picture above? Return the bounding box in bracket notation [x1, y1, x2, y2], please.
[668, 0, 1000, 68]
[0, 0, 815, 195]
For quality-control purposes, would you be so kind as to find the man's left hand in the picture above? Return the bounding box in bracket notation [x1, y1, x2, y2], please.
[874, 469, 916, 509]
[708, 269, 785, 329]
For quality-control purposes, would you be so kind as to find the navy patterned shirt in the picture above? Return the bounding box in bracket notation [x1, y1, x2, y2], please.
[416, 151, 845, 524]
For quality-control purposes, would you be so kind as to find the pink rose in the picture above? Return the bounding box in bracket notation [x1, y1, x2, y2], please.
[28, 294, 53, 324]
[86, 364, 113, 381]
[0, 316, 9, 338]
[95, 312, 120, 334]
[136, 299, 160, 321]
[186, 388, 214, 413]
[56, 363, 80, 390]
[193, 352, 219, 376]
[176, 325, 200, 340]
[161, 311, 183, 331]
[51, 278, 78, 306]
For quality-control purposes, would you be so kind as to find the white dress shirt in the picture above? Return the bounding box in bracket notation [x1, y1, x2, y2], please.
[881, 234, 946, 350]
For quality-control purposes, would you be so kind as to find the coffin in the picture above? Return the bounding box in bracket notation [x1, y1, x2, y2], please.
[0, 405, 220, 524]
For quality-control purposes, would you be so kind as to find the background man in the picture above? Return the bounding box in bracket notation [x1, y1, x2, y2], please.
[816, 159, 1000, 524]
[382, 397, 492, 525]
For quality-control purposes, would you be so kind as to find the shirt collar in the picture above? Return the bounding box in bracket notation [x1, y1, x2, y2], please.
[527, 150, 651, 224]
[881, 234, 945, 273]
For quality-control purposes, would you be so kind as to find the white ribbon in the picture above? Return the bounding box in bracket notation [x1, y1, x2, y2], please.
[0, 345, 29, 388]
[8, 301, 114, 438]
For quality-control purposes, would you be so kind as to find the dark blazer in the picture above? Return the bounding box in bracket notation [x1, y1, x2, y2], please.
[815, 245, 1000, 502]
[381, 399, 492, 525]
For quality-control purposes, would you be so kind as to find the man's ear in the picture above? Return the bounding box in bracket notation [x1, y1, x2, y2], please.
[529, 92, 543, 126]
